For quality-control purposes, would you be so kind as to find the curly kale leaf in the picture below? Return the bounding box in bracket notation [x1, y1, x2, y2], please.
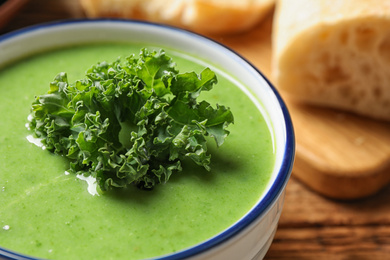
[29, 49, 234, 191]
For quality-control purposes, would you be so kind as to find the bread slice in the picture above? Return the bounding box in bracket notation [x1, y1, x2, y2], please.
[272, 0, 390, 121]
[79, 0, 275, 34]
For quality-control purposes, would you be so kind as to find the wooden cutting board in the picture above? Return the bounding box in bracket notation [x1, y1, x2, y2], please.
[212, 13, 390, 200]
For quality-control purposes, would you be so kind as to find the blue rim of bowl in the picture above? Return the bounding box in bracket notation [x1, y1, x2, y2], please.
[0, 19, 295, 260]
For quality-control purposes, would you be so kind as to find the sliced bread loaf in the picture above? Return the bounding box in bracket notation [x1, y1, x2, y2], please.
[272, 0, 390, 121]
[80, 0, 275, 34]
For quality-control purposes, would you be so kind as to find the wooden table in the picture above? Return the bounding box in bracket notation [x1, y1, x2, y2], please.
[1, 0, 390, 259]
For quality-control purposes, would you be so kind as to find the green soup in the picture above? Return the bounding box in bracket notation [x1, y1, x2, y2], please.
[0, 44, 274, 259]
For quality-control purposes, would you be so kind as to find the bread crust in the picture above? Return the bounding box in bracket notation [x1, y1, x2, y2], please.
[80, 0, 275, 34]
[273, 0, 390, 121]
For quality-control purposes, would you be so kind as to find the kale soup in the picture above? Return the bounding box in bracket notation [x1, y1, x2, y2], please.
[0, 20, 290, 259]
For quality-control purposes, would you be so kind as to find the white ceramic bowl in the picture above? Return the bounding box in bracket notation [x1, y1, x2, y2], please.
[0, 20, 295, 260]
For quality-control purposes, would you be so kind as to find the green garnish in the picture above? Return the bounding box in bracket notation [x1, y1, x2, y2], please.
[28, 49, 234, 191]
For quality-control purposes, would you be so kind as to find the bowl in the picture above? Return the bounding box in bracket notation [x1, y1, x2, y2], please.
[0, 20, 294, 260]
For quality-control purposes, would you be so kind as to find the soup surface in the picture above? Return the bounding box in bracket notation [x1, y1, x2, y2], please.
[0, 44, 274, 259]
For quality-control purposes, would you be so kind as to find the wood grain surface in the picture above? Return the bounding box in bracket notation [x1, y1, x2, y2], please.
[1, 0, 390, 259]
